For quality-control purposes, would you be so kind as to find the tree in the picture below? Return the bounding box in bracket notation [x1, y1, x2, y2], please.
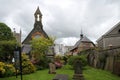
[0, 22, 15, 41]
[31, 37, 54, 60]
[31, 37, 55, 69]
[0, 22, 17, 62]
[0, 41, 18, 62]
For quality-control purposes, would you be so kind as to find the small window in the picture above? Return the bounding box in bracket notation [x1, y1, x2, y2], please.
[119, 29, 120, 33]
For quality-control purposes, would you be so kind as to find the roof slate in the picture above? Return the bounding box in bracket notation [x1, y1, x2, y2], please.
[71, 35, 93, 50]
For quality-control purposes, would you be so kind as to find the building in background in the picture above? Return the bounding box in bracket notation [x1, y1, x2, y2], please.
[54, 44, 66, 56]
[97, 22, 120, 49]
[70, 33, 95, 55]
[54, 44, 72, 56]
[13, 28, 21, 44]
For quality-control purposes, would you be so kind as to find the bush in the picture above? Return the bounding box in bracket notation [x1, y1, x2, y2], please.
[68, 55, 87, 69]
[31, 55, 51, 70]
[0, 62, 5, 77]
[62, 56, 68, 65]
[0, 62, 15, 77]
[22, 53, 36, 74]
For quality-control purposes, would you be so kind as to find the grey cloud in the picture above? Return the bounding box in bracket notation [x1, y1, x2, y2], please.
[0, 0, 120, 45]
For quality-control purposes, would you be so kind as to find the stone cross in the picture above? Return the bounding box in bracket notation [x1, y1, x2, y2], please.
[74, 60, 82, 74]
[73, 60, 84, 80]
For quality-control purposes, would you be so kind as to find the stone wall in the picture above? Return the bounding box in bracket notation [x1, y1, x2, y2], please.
[80, 47, 120, 76]
[103, 36, 120, 48]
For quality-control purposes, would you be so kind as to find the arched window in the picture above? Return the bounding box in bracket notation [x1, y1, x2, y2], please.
[37, 14, 40, 21]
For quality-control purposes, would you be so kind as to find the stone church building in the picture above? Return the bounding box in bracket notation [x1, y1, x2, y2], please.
[97, 22, 120, 49]
[70, 33, 95, 55]
[22, 7, 49, 54]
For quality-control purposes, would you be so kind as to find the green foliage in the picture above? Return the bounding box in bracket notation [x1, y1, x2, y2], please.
[0, 22, 15, 41]
[31, 37, 54, 60]
[0, 62, 15, 77]
[0, 22, 17, 62]
[31, 37, 54, 70]
[0, 40, 18, 62]
[35, 56, 51, 70]
[22, 53, 36, 74]
[62, 55, 68, 64]
[68, 55, 87, 69]
[55, 55, 62, 61]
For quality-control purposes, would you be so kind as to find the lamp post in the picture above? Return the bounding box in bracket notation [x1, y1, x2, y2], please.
[14, 46, 22, 80]
[19, 46, 22, 80]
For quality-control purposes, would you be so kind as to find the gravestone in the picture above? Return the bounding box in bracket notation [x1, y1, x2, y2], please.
[53, 74, 68, 80]
[73, 60, 84, 80]
[49, 62, 56, 74]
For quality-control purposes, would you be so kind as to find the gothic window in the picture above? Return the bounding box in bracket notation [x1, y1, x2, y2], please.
[37, 14, 40, 21]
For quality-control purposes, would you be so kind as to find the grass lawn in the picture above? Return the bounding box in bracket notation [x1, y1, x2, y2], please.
[0, 66, 120, 80]
[83, 67, 120, 80]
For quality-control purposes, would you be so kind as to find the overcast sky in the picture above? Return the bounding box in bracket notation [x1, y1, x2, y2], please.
[0, 0, 120, 46]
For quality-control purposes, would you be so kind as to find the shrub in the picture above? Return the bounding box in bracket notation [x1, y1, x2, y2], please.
[4, 64, 15, 77]
[68, 55, 87, 69]
[54, 55, 63, 68]
[0, 62, 15, 77]
[0, 62, 5, 77]
[31, 55, 51, 70]
[62, 56, 68, 65]
[22, 53, 36, 74]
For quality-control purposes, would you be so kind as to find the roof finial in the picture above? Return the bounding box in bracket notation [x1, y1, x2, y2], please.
[34, 6, 42, 16]
[80, 27, 83, 39]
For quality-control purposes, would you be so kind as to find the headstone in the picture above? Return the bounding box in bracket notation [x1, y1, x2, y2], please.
[73, 60, 84, 80]
[53, 74, 68, 80]
[49, 62, 56, 74]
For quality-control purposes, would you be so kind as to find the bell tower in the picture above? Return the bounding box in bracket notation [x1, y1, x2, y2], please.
[34, 7, 42, 22]
[22, 7, 48, 45]
[34, 7, 43, 29]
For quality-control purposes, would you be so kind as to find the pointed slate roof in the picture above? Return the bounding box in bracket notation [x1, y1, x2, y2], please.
[22, 27, 48, 44]
[71, 35, 94, 50]
[81, 36, 92, 42]
[96, 21, 120, 42]
[34, 7, 42, 16]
